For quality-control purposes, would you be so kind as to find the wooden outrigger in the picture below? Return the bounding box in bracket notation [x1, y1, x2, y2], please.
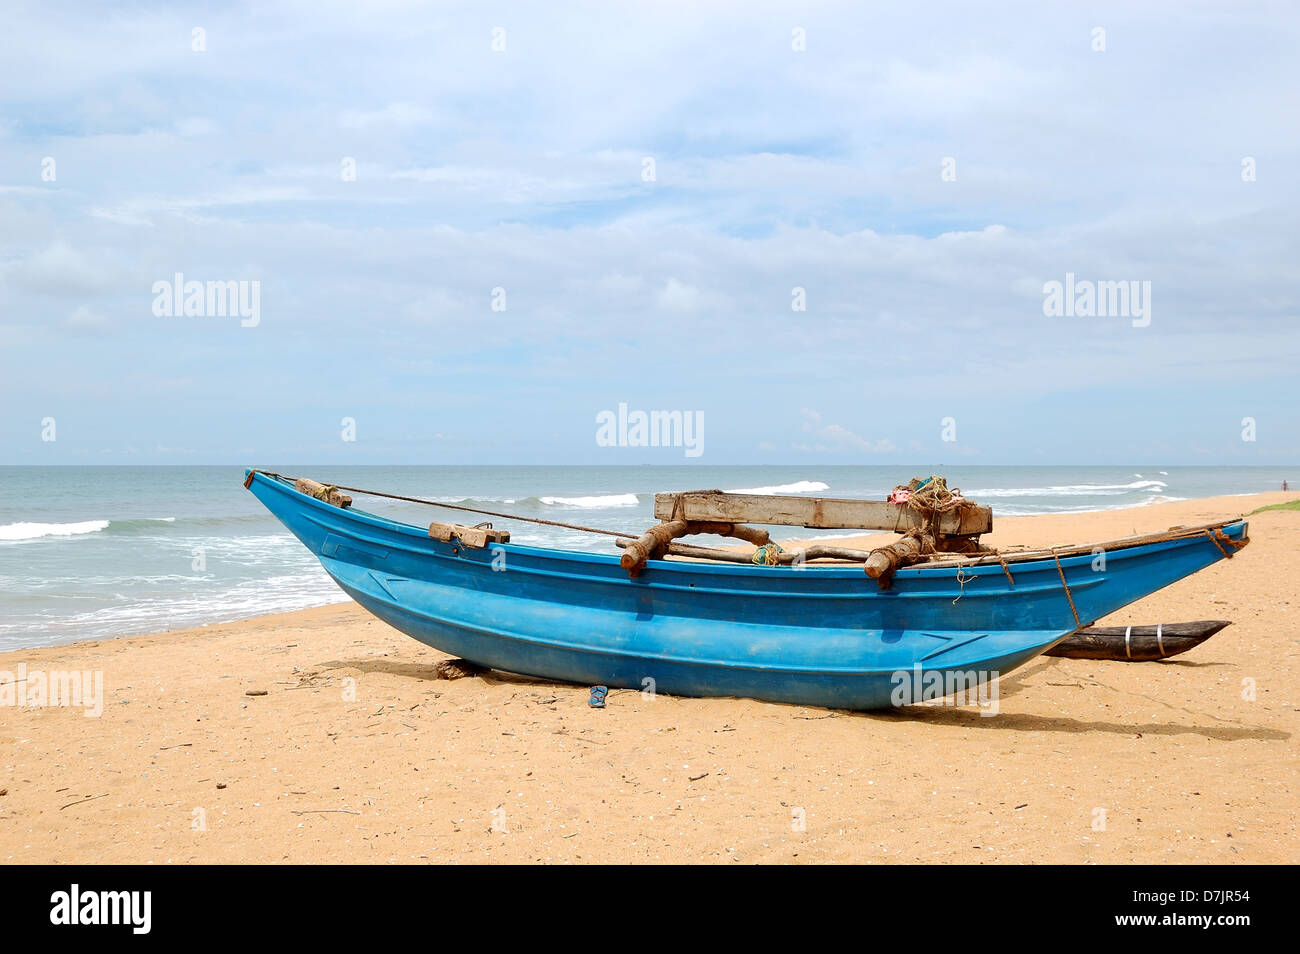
[623, 479, 994, 586]
[1047, 620, 1231, 661]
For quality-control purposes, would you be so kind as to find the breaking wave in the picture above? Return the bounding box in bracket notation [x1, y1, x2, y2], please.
[0, 517, 178, 543]
[536, 493, 639, 508]
[725, 480, 830, 495]
[966, 480, 1167, 498]
[0, 520, 111, 541]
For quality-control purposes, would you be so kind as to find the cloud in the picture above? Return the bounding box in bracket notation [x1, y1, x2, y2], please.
[63, 305, 110, 335]
[339, 103, 435, 130]
[174, 117, 218, 137]
[89, 186, 315, 225]
[657, 278, 707, 312]
[798, 409, 896, 454]
[0, 3, 1296, 463]
[6, 242, 118, 295]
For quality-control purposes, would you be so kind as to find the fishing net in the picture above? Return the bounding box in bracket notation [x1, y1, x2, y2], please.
[889, 475, 967, 515]
[886, 475, 974, 555]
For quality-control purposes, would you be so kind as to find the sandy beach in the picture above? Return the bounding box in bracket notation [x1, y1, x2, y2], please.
[1, 493, 1296, 864]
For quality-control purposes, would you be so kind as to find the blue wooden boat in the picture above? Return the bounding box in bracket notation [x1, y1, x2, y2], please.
[244, 470, 1248, 710]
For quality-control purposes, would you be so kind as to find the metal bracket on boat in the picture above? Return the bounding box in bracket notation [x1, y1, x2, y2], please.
[429, 521, 511, 548]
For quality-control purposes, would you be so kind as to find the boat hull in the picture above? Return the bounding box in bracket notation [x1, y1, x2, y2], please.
[246, 472, 1247, 710]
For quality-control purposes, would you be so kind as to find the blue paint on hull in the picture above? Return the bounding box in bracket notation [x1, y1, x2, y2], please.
[246, 472, 1246, 710]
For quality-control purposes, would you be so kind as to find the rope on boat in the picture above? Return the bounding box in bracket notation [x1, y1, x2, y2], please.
[1051, 549, 1083, 629]
[1204, 528, 1247, 559]
[996, 552, 1016, 586]
[244, 470, 634, 539]
[952, 567, 975, 604]
[751, 543, 784, 566]
[903, 475, 968, 515]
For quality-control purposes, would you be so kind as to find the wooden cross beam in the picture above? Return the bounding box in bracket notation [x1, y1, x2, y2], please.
[652, 490, 991, 536]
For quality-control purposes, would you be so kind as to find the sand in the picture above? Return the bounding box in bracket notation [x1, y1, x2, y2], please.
[1, 493, 1296, 864]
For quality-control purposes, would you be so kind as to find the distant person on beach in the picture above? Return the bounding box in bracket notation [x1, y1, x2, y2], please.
[1285, 480, 1289, 491]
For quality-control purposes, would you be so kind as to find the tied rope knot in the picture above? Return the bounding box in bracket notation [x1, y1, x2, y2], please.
[889, 475, 972, 538]
[1204, 528, 1247, 558]
[896, 475, 968, 514]
[751, 543, 784, 566]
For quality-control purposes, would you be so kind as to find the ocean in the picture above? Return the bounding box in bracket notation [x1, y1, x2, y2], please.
[0, 465, 1281, 651]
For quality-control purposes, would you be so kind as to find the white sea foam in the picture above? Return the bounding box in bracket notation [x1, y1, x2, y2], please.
[433, 495, 517, 505]
[725, 480, 830, 495]
[538, 493, 639, 508]
[0, 520, 110, 542]
[965, 480, 1167, 498]
[993, 493, 1188, 516]
[1, 572, 346, 644]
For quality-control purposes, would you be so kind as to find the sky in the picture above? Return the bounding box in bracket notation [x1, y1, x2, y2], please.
[0, 0, 1297, 465]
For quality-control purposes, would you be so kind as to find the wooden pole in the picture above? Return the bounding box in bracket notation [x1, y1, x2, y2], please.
[615, 538, 878, 565]
[294, 477, 352, 508]
[619, 521, 689, 574]
[863, 532, 934, 586]
[685, 522, 771, 546]
[655, 490, 990, 535]
[1045, 621, 1230, 661]
[619, 521, 774, 573]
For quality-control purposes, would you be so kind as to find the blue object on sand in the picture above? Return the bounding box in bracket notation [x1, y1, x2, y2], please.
[589, 685, 608, 708]
[245, 470, 1249, 711]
